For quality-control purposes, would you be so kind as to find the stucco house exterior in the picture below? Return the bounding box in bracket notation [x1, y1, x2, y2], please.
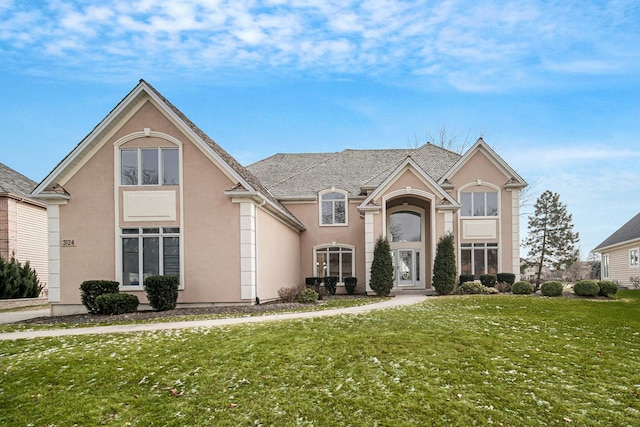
[0, 162, 48, 294]
[32, 80, 527, 315]
[594, 212, 640, 287]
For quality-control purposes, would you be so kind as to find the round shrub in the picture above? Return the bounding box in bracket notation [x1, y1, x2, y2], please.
[479, 274, 497, 288]
[597, 280, 618, 297]
[573, 280, 599, 297]
[144, 275, 179, 311]
[458, 281, 491, 294]
[94, 293, 139, 315]
[512, 281, 533, 295]
[344, 277, 358, 295]
[541, 281, 564, 297]
[297, 288, 319, 304]
[497, 273, 516, 286]
[80, 280, 120, 314]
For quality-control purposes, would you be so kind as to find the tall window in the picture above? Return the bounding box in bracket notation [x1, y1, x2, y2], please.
[121, 148, 179, 186]
[460, 192, 498, 217]
[320, 191, 347, 225]
[630, 249, 639, 267]
[122, 227, 180, 286]
[314, 246, 353, 282]
[460, 243, 498, 278]
[602, 254, 610, 279]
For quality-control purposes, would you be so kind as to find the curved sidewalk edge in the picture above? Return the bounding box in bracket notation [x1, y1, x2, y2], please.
[0, 294, 428, 341]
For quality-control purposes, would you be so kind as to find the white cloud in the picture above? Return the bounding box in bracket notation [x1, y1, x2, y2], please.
[1, 1, 639, 87]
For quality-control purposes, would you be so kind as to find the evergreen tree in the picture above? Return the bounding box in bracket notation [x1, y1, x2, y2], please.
[370, 237, 394, 296]
[523, 190, 579, 289]
[432, 232, 456, 295]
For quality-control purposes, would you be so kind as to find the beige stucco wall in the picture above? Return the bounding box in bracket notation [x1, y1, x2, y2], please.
[285, 200, 366, 293]
[448, 149, 518, 275]
[55, 97, 246, 310]
[256, 208, 301, 301]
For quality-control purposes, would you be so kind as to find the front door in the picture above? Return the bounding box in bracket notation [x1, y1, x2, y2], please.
[393, 249, 421, 286]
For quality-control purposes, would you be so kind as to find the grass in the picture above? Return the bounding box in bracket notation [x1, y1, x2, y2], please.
[0, 297, 384, 333]
[1, 292, 639, 426]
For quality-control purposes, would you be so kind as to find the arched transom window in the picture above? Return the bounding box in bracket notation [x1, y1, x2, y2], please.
[389, 211, 421, 242]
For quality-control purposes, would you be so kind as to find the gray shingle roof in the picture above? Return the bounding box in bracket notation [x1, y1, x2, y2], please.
[594, 212, 640, 250]
[247, 144, 461, 199]
[0, 162, 37, 197]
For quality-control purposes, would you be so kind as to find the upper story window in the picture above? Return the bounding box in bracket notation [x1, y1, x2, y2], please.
[389, 211, 421, 242]
[121, 148, 179, 186]
[320, 190, 347, 226]
[460, 191, 498, 217]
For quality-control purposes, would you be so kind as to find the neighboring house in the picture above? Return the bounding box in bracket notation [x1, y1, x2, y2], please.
[0, 162, 48, 294]
[594, 212, 640, 287]
[32, 80, 527, 315]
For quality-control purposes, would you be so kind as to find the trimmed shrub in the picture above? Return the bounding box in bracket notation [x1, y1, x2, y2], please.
[344, 277, 358, 295]
[144, 275, 179, 311]
[278, 286, 301, 303]
[459, 274, 475, 285]
[541, 281, 564, 297]
[458, 281, 492, 295]
[80, 280, 120, 313]
[497, 273, 516, 286]
[433, 233, 457, 295]
[512, 281, 533, 295]
[370, 237, 394, 296]
[324, 276, 338, 295]
[495, 281, 512, 293]
[479, 274, 497, 288]
[305, 277, 322, 292]
[0, 255, 43, 299]
[297, 288, 319, 304]
[573, 280, 599, 297]
[597, 280, 618, 297]
[94, 293, 139, 315]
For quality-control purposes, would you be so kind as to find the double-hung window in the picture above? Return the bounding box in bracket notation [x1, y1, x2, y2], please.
[121, 227, 180, 286]
[121, 148, 179, 186]
[460, 243, 498, 278]
[320, 190, 347, 225]
[460, 192, 498, 217]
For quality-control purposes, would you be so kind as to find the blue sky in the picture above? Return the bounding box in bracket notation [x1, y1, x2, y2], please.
[1, 0, 640, 259]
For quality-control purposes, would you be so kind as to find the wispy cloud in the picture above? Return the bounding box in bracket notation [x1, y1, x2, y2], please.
[0, 1, 639, 89]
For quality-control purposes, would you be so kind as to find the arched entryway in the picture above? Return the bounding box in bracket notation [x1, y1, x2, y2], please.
[385, 196, 433, 289]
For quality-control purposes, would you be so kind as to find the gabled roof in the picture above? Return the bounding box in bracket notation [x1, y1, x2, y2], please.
[247, 143, 461, 199]
[32, 80, 304, 230]
[594, 212, 640, 251]
[358, 156, 459, 210]
[0, 162, 37, 197]
[439, 138, 527, 188]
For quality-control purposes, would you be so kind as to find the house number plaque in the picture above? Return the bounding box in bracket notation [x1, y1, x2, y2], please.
[62, 239, 76, 247]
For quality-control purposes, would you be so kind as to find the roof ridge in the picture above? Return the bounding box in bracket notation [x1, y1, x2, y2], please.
[359, 145, 425, 187]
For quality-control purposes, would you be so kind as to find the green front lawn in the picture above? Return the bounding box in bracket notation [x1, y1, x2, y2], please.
[1, 292, 639, 426]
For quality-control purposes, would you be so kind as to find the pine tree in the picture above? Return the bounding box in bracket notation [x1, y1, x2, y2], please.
[523, 190, 580, 289]
[370, 237, 394, 296]
[432, 232, 456, 295]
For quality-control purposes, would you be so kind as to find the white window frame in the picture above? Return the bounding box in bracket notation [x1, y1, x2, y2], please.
[460, 191, 499, 217]
[313, 244, 355, 283]
[120, 227, 181, 289]
[630, 248, 639, 268]
[120, 147, 180, 186]
[602, 254, 610, 279]
[460, 242, 499, 278]
[318, 188, 348, 226]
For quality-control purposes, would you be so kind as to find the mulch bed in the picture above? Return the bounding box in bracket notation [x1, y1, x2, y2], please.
[16, 295, 370, 326]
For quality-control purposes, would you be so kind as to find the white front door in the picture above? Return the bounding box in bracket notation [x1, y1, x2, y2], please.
[393, 249, 421, 287]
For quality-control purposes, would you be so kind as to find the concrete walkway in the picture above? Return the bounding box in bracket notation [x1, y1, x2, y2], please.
[0, 294, 428, 341]
[0, 308, 50, 325]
